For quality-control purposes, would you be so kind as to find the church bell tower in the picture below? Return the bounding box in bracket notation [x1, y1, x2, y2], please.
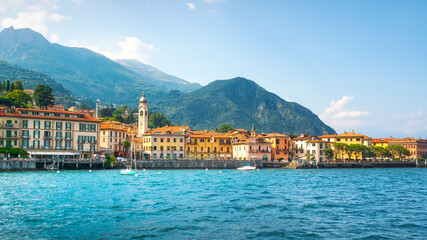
[138, 92, 148, 136]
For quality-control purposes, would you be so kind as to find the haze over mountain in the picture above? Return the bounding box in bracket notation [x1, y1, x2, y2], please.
[151, 77, 336, 136]
[116, 59, 201, 93]
[0, 26, 166, 105]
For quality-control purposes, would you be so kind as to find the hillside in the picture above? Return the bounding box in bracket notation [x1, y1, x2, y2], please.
[116, 59, 201, 93]
[0, 61, 71, 94]
[151, 77, 336, 135]
[0, 61, 77, 107]
[0, 27, 166, 106]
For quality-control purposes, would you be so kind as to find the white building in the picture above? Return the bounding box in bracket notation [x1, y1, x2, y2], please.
[0, 107, 100, 160]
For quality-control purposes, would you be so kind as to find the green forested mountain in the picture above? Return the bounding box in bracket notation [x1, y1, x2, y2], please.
[116, 59, 201, 93]
[0, 61, 76, 106]
[0, 27, 166, 106]
[0, 61, 71, 94]
[151, 77, 336, 136]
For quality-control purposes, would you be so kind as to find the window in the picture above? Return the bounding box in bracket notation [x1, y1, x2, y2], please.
[91, 124, 96, 132]
[34, 130, 40, 139]
[34, 120, 40, 129]
[78, 145, 83, 151]
[33, 140, 39, 149]
[22, 140, 29, 148]
[276, 139, 280, 144]
[44, 121, 51, 129]
[167, 138, 170, 143]
[44, 140, 50, 148]
[66, 122, 72, 130]
[44, 112, 49, 116]
[90, 145, 95, 151]
[56, 122, 62, 130]
[180, 138, 183, 143]
[154, 138, 157, 142]
[65, 141, 71, 150]
[22, 120, 28, 128]
[173, 138, 176, 143]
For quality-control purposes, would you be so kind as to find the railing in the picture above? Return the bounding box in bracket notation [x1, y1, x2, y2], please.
[44, 136, 52, 140]
[55, 136, 63, 140]
[65, 137, 72, 141]
[22, 135, 30, 139]
[6, 135, 19, 138]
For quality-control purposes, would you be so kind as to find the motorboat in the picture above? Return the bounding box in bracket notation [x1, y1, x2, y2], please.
[237, 165, 257, 171]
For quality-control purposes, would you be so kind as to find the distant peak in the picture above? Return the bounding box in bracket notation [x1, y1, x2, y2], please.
[0, 26, 50, 50]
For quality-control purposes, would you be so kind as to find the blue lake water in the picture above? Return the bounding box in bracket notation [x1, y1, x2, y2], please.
[0, 168, 426, 239]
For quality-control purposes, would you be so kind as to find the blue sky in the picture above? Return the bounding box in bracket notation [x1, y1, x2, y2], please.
[1, 0, 426, 138]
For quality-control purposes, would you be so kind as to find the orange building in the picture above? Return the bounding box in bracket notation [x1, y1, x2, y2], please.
[388, 138, 427, 159]
[264, 133, 291, 160]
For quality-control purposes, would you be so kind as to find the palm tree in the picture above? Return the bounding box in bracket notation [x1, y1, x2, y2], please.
[160, 145, 164, 159]
[122, 140, 131, 158]
[171, 146, 177, 159]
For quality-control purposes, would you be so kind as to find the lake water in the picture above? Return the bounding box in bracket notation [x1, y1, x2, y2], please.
[0, 169, 426, 239]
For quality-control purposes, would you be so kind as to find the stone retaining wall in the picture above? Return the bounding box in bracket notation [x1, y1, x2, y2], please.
[0, 161, 36, 171]
[120, 159, 263, 169]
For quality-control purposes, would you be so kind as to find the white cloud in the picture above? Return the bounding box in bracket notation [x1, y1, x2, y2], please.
[0, 0, 65, 41]
[66, 36, 157, 64]
[320, 96, 370, 131]
[186, 2, 196, 10]
[334, 111, 370, 118]
[320, 96, 354, 120]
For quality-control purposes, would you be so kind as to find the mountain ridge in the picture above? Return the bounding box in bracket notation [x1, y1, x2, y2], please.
[151, 77, 336, 135]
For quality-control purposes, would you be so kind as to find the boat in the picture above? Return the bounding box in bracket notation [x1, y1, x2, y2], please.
[237, 161, 257, 171]
[121, 135, 138, 176]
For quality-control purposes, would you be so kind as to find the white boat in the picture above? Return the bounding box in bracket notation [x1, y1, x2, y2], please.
[237, 161, 257, 171]
[121, 135, 137, 176]
[237, 165, 257, 171]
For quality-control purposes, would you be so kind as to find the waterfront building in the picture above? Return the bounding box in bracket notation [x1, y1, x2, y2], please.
[0, 107, 100, 159]
[319, 132, 372, 147]
[186, 131, 232, 160]
[99, 121, 129, 157]
[142, 126, 190, 159]
[232, 135, 272, 161]
[372, 138, 396, 148]
[388, 137, 427, 159]
[291, 134, 322, 161]
[318, 132, 372, 161]
[263, 133, 291, 161]
[228, 129, 250, 143]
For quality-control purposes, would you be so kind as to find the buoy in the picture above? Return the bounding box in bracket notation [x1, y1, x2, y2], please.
[89, 169, 92, 172]
[56, 170, 60, 174]
[135, 174, 138, 177]
[143, 169, 146, 172]
[219, 171, 222, 173]
[257, 169, 260, 171]
[158, 171, 162, 174]
[205, 168, 208, 171]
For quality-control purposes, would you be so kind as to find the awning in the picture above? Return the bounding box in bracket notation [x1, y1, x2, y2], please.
[27, 151, 79, 156]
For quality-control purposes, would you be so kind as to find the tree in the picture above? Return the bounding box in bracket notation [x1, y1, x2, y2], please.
[14, 80, 24, 91]
[100, 107, 115, 118]
[323, 145, 334, 163]
[305, 152, 313, 161]
[148, 112, 172, 128]
[122, 140, 131, 158]
[6, 79, 10, 91]
[334, 143, 347, 162]
[34, 84, 55, 109]
[6, 90, 33, 107]
[10, 83, 14, 91]
[346, 144, 358, 161]
[113, 114, 125, 123]
[217, 124, 233, 133]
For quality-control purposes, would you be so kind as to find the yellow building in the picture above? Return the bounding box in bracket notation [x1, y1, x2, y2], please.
[186, 131, 232, 160]
[142, 126, 190, 159]
[372, 138, 395, 148]
[319, 132, 372, 161]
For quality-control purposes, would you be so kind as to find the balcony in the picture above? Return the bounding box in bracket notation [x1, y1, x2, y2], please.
[42, 146, 51, 149]
[65, 137, 73, 141]
[22, 135, 30, 139]
[55, 137, 63, 140]
[44, 136, 52, 140]
[89, 140, 97, 144]
[6, 134, 19, 138]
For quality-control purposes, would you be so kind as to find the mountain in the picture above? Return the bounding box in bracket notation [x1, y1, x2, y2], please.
[116, 59, 201, 93]
[0, 61, 71, 94]
[151, 77, 336, 136]
[0, 60, 78, 107]
[0, 26, 166, 106]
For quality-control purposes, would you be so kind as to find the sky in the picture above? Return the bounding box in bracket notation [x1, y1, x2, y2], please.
[0, 0, 426, 138]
